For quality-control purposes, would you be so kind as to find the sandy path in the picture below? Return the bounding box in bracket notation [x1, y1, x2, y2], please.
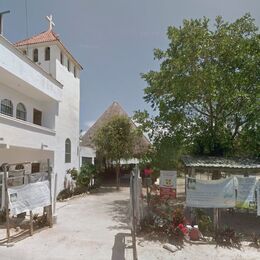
[0, 187, 132, 260]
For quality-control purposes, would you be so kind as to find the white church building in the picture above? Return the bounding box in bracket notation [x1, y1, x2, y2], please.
[0, 15, 82, 193]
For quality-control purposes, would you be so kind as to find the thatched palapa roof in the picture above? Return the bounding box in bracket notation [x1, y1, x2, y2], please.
[81, 102, 151, 156]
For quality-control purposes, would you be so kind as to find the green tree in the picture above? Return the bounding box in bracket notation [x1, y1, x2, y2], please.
[135, 14, 260, 158]
[93, 115, 137, 189]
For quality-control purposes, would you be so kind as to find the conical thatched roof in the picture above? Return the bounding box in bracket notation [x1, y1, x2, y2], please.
[81, 102, 151, 156]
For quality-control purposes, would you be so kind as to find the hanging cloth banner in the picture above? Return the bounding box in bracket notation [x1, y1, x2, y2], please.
[186, 177, 236, 208]
[8, 180, 51, 215]
[236, 176, 256, 209]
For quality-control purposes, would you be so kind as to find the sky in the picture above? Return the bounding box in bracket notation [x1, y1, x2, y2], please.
[0, 0, 259, 131]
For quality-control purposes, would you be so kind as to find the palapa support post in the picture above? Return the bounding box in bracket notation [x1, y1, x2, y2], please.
[3, 164, 10, 244]
[47, 159, 53, 228]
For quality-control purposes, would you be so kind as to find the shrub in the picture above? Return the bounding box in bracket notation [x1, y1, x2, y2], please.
[57, 188, 73, 201]
[33, 213, 48, 228]
[214, 227, 242, 248]
[250, 233, 260, 248]
[195, 209, 213, 234]
[172, 207, 185, 228]
[77, 163, 96, 188]
[67, 168, 78, 181]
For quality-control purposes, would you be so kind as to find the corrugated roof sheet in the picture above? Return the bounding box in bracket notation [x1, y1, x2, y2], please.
[182, 156, 260, 169]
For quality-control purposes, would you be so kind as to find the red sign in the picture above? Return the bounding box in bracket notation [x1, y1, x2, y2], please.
[160, 187, 176, 198]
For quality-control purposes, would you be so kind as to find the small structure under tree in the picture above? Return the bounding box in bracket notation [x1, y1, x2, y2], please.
[81, 102, 151, 188]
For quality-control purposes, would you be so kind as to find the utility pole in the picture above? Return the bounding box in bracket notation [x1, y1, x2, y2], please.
[0, 11, 10, 36]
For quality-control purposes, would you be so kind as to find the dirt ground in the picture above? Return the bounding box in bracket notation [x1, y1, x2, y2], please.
[0, 183, 259, 259]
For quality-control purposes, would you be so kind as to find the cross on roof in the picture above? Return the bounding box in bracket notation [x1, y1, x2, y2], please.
[46, 14, 55, 31]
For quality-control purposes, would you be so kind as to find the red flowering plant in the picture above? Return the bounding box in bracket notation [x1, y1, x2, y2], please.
[167, 207, 187, 243]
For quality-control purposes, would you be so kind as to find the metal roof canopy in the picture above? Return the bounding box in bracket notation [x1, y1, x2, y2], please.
[182, 155, 260, 174]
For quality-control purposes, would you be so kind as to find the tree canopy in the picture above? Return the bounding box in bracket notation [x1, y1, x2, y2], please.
[93, 115, 138, 188]
[135, 14, 260, 159]
[94, 115, 137, 162]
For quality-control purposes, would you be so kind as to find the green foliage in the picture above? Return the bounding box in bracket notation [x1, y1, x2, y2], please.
[57, 188, 73, 201]
[214, 227, 242, 248]
[195, 209, 213, 234]
[67, 168, 78, 181]
[250, 233, 260, 248]
[94, 116, 137, 163]
[33, 213, 48, 228]
[134, 13, 260, 158]
[77, 163, 97, 188]
[172, 207, 185, 228]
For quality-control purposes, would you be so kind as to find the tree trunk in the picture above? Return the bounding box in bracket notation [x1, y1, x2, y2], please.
[116, 163, 120, 190]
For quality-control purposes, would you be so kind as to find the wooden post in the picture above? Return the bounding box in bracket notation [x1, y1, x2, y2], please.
[4, 165, 10, 243]
[47, 159, 53, 228]
[131, 171, 138, 260]
[28, 173, 33, 236]
[191, 167, 195, 178]
[53, 173, 57, 216]
[184, 169, 187, 195]
[213, 208, 219, 231]
[213, 170, 221, 231]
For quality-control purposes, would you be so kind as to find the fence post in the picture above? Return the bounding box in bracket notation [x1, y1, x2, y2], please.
[3, 165, 10, 243]
[131, 170, 138, 260]
[28, 173, 33, 236]
[47, 159, 53, 228]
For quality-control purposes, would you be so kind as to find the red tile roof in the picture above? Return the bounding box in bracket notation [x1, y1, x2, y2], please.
[15, 30, 83, 69]
[15, 30, 59, 46]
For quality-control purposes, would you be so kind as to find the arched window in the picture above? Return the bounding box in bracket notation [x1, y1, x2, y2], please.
[60, 52, 63, 65]
[45, 47, 50, 61]
[16, 103, 27, 121]
[65, 138, 71, 163]
[33, 49, 38, 62]
[67, 59, 70, 72]
[1, 99, 13, 116]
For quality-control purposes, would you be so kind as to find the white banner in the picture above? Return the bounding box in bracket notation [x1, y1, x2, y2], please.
[236, 177, 256, 209]
[8, 180, 51, 215]
[186, 177, 236, 208]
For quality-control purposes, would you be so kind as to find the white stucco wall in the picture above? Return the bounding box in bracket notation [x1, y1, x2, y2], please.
[0, 36, 62, 102]
[0, 83, 57, 129]
[80, 146, 96, 166]
[54, 58, 80, 190]
[0, 34, 81, 194]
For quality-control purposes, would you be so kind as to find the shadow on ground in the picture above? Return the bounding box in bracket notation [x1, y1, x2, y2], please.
[111, 232, 132, 260]
[107, 199, 130, 230]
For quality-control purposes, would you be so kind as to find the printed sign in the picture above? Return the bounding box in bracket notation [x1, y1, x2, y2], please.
[236, 177, 256, 209]
[186, 177, 236, 208]
[8, 180, 51, 215]
[159, 171, 177, 198]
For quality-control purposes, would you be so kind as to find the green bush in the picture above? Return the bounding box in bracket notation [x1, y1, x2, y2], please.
[214, 227, 242, 248]
[67, 168, 78, 181]
[77, 163, 96, 188]
[195, 209, 213, 234]
[57, 188, 73, 201]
